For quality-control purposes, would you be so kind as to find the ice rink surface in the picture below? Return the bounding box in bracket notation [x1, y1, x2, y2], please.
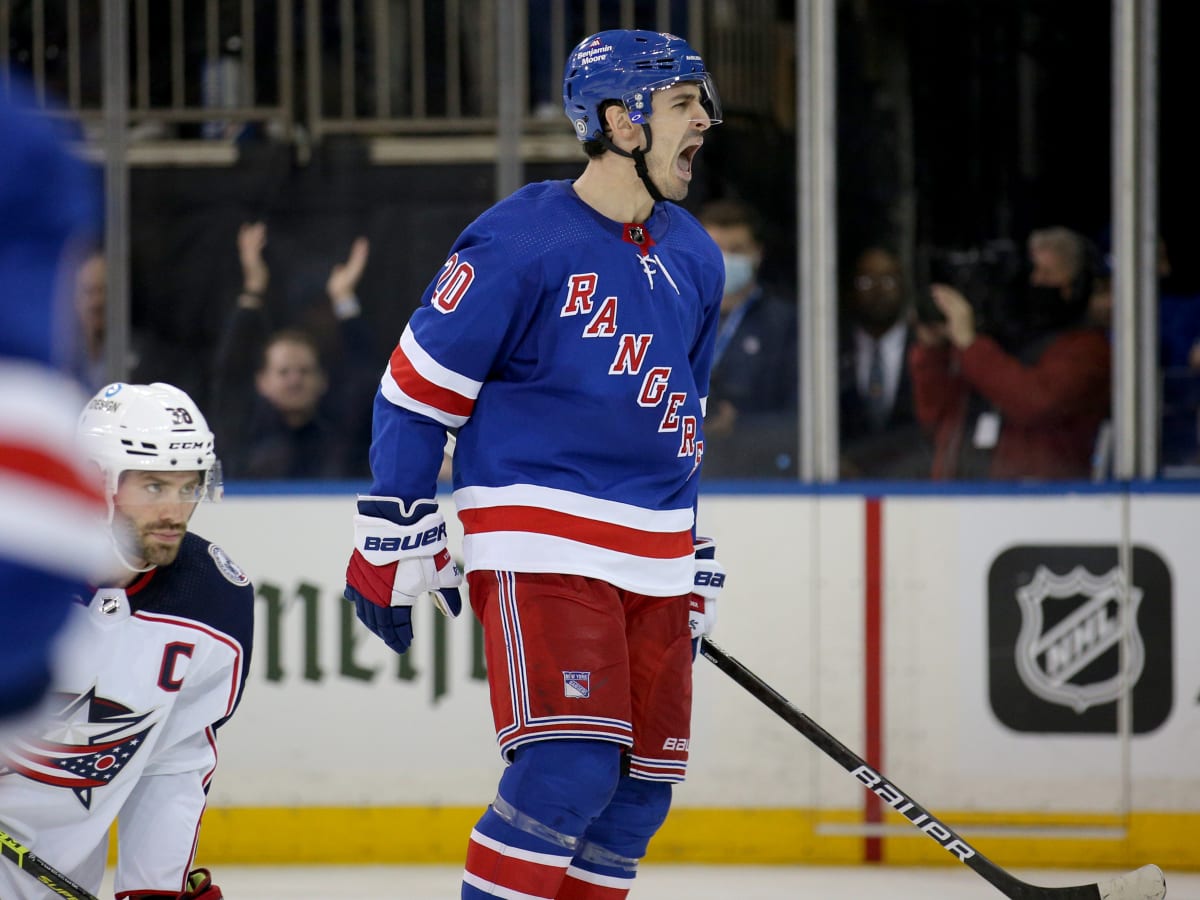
[100, 863, 1200, 899]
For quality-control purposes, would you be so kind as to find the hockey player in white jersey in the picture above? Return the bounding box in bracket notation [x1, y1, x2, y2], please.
[0, 383, 254, 900]
[345, 29, 726, 900]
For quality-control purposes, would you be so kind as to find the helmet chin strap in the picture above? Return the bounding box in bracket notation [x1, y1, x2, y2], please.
[599, 124, 666, 205]
[108, 531, 155, 575]
[105, 503, 155, 575]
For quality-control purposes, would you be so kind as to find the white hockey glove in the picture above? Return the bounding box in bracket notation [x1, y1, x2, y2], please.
[689, 537, 725, 657]
[344, 497, 463, 655]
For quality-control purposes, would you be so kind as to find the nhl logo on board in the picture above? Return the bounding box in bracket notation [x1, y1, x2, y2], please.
[1014, 564, 1144, 714]
[563, 671, 591, 699]
[986, 544, 1172, 734]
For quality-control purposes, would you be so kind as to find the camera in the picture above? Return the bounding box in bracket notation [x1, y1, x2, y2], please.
[917, 239, 1025, 334]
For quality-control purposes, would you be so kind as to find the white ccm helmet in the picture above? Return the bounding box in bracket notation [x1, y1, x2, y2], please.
[77, 382, 223, 506]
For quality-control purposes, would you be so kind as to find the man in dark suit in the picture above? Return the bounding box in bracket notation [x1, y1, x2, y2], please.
[698, 199, 799, 479]
[839, 246, 932, 479]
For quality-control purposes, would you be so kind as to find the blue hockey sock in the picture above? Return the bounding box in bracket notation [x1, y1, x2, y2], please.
[463, 740, 622, 899]
[562, 775, 672, 889]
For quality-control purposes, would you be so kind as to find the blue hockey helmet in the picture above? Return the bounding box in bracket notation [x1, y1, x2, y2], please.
[562, 30, 722, 143]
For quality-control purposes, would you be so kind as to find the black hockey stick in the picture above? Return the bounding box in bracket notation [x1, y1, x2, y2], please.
[0, 823, 100, 900]
[698, 638, 1167, 900]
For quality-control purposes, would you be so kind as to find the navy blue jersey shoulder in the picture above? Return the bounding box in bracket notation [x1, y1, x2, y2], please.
[129, 532, 255, 666]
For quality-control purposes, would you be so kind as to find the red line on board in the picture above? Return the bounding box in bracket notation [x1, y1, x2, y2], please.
[864, 496, 884, 863]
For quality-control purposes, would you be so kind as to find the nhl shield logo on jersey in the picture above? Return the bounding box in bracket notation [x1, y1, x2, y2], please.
[986, 545, 1173, 734]
[98, 589, 124, 615]
[563, 671, 591, 699]
[209, 543, 249, 586]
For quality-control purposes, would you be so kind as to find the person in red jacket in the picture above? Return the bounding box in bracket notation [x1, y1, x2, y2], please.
[909, 227, 1111, 480]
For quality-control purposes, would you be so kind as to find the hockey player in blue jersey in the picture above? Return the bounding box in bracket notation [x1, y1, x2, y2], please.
[344, 29, 726, 899]
[0, 383, 252, 900]
[0, 77, 111, 735]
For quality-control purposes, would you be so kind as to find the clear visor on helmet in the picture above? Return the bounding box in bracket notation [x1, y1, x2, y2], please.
[205, 459, 225, 502]
[622, 72, 722, 128]
[115, 459, 224, 507]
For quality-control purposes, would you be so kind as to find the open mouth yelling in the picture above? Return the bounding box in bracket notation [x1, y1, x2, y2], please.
[676, 142, 702, 180]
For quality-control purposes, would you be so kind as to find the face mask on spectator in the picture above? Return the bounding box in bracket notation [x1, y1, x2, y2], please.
[722, 252, 756, 298]
[1026, 283, 1088, 331]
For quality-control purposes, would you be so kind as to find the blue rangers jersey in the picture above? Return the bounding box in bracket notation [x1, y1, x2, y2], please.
[0, 364, 110, 728]
[370, 179, 724, 597]
[0, 77, 98, 371]
[1, 77, 108, 731]
[0, 533, 254, 900]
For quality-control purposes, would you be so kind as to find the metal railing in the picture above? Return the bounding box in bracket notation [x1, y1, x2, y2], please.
[0, 0, 294, 140]
[302, 0, 723, 139]
[0, 0, 780, 154]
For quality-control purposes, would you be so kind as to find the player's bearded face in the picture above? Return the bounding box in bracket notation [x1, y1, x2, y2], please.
[645, 84, 710, 200]
[112, 470, 201, 567]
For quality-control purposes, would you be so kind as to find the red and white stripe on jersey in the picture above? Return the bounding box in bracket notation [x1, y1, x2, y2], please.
[380, 324, 483, 427]
[626, 753, 687, 783]
[454, 484, 694, 598]
[0, 361, 107, 579]
[491, 572, 634, 759]
[463, 827, 572, 899]
[2, 726, 154, 788]
[557, 866, 635, 899]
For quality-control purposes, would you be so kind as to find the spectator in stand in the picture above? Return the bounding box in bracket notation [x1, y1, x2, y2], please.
[697, 198, 799, 478]
[1145, 236, 1200, 469]
[212, 221, 378, 480]
[67, 247, 108, 391]
[1090, 232, 1200, 471]
[1153, 237, 1200, 371]
[838, 245, 931, 479]
[909, 226, 1110, 480]
[65, 247, 146, 393]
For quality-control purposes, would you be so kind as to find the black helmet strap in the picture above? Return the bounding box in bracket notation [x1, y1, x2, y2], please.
[598, 123, 666, 205]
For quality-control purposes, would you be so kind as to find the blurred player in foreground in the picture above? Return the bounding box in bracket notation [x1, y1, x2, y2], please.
[0, 383, 254, 900]
[344, 29, 726, 899]
[0, 78, 110, 735]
